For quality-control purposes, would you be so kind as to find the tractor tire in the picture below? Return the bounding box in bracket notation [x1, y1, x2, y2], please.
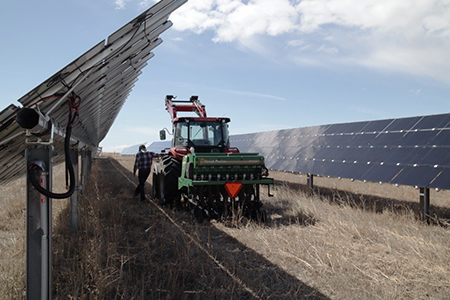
[151, 173, 158, 199]
[159, 155, 181, 206]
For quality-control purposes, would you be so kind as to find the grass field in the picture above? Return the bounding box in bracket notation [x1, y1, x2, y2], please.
[1, 153, 449, 299]
[0, 163, 69, 299]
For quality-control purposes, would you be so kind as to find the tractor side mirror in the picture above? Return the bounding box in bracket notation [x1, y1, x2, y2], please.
[159, 129, 166, 140]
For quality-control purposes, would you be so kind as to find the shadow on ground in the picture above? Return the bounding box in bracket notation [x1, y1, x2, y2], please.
[52, 157, 330, 299]
[274, 181, 450, 226]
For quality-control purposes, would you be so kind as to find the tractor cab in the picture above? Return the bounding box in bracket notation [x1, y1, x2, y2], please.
[172, 117, 230, 152]
[159, 95, 238, 158]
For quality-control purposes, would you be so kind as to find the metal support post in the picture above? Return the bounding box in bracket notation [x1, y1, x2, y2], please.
[69, 149, 79, 230]
[419, 187, 430, 223]
[80, 150, 86, 192]
[80, 149, 92, 194]
[307, 173, 314, 192]
[26, 145, 53, 300]
[87, 149, 93, 173]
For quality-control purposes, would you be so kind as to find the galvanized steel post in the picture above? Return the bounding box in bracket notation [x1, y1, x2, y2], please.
[87, 149, 92, 174]
[419, 187, 430, 223]
[69, 149, 79, 230]
[26, 145, 53, 300]
[307, 173, 314, 192]
[80, 149, 92, 193]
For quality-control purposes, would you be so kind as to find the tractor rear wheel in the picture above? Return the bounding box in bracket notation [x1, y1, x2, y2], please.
[159, 155, 181, 205]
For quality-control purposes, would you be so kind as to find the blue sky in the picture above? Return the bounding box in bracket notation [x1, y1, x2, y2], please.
[1, 0, 449, 152]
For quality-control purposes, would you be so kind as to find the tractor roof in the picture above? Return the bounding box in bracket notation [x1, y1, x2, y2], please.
[173, 117, 231, 123]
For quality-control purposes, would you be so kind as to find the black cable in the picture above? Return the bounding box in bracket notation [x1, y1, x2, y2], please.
[28, 122, 76, 199]
[47, 72, 70, 89]
[28, 95, 79, 199]
[143, 18, 152, 44]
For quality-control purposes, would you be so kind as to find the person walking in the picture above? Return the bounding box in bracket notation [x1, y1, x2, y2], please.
[133, 144, 154, 201]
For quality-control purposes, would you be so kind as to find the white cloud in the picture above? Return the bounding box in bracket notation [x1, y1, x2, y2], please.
[409, 89, 422, 96]
[286, 39, 304, 47]
[296, 1, 429, 34]
[172, 0, 298, 42]
[115, 0, 129, 10]
[118, 0, 450, 84]
[219, 88, 286, 101]
[316, 44, 339, 55]
[139, 0, 158, 9]
[167, 0, 450, 84]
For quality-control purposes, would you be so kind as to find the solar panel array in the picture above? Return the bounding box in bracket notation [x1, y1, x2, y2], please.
[147, 140, 172, 153]
[121, 143, 148, 155]
[231, 113, 450, 190]
[121, 140, 171, 155]
[0, 0, 186, 185]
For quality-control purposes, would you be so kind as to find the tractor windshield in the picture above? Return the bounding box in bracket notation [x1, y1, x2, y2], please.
[174, 121, 230, 148]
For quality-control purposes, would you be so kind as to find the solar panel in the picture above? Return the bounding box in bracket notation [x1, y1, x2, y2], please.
[147, 141, 172, 153]
[230, 113, 450, 190]
[0, 0, 187, 185]
[121, 143, 145, 155]
[16, 0, 186, 145]
[0, 105, 26, 185]
[121, 141, 172, 155]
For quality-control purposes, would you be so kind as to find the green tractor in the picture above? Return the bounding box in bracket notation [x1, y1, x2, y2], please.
[152, 95, 273, 222]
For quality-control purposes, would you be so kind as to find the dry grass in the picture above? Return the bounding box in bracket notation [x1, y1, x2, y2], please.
[215, 185, 450, 299]
[271, 170, 450, 211]
[112, 154, 450, 299]
[0, 175, 26, 299]
[0, 163, 69, 299]
[52, 157, 322, 299]
[1, 152, 449, 299]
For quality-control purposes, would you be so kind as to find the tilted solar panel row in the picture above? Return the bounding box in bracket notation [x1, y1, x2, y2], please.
[0, 0, 187, 186]
[230, 113, 450, 190]
[17, 0, 186, 147]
